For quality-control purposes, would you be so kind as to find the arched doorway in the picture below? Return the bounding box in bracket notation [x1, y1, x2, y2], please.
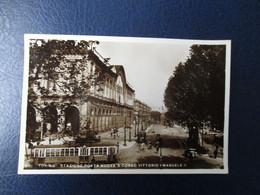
[26, 104, 39, 141]
[65, 106, 80, 136]
[43, 103, 58, 134]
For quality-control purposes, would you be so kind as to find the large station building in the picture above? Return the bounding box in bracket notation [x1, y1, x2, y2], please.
[26, 42, 135, 141]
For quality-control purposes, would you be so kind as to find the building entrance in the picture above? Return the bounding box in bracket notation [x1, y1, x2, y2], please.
[43, 104, 58, 134]
[65, 106, 80, 136]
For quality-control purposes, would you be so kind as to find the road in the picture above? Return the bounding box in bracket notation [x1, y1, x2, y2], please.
[27, 124, 224, 169]
[101, 124, 224, 169]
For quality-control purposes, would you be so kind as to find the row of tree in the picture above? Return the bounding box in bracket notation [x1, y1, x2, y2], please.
[164, 45, 226, 131]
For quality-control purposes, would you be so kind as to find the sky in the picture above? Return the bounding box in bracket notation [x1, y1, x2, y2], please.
[96, 40, 192, 111]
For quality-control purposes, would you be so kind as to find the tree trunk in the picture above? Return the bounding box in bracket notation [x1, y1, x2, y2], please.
[188, 123, 199, 149]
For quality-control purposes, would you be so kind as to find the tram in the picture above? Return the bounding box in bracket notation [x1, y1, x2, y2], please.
[32, 145, 119, 166]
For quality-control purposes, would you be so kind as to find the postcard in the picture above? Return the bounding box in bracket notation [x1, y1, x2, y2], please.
[18, 34, 230, 174]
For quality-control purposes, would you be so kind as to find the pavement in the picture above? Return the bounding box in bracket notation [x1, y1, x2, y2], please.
[97, 125, 142, 147]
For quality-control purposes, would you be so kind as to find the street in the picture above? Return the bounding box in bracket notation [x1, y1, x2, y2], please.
[98, 124, 224, 169]
[26, 124, 223, 169]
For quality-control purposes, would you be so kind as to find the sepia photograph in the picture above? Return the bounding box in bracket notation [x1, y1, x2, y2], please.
[18, 34, 230, 174]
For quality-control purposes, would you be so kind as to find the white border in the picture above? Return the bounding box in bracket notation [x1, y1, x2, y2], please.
[18, 34, 231, 174]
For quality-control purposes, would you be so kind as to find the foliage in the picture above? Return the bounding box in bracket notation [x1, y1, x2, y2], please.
[164, 45, 225, 130]
[27, 39, 104, 139]
[150, 111, 161, 122]
[28, 39, 103, 100]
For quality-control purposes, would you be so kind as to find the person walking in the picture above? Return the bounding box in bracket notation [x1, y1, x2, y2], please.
[155, 134, 163, 153]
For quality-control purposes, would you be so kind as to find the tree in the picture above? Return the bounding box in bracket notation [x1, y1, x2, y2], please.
[29, 39, 103, 98]
[150, 111, 161, 123]
[164, 45, 226, 132]
[27, 39, 105, 139]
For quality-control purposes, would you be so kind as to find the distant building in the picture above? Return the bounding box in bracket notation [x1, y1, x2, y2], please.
[27, 44, 135, 140]
[133, 99, 151, 131]
[150, 111, 161, 124]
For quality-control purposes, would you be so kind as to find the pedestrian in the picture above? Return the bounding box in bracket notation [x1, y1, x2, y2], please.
[148, 140, 152, 149]
[214, 145, 219, 158]
[86, 120, 90, 131]
[117, 142, 120, 153]
[140, 142, 145, 152]
[156, 141, 160, 153]
[155, 134, 162, 153]
[91, 156, 95, 169]
[141, 142, 145, 148]
[49, 137, 51, 145]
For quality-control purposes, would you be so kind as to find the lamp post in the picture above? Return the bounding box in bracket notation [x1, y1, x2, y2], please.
[137, 112, 140, 135]
[134, 117, 137, 137]
[134, 111, 138, 137]
[124, 116, 127, 146]
[129, 127, 131, 141]
[129, 112, 132, 141]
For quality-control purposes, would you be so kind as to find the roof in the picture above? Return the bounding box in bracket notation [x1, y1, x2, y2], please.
[112, 65, 135, 92]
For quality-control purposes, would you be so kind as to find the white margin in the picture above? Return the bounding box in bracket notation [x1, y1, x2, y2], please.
[18, 34, 231, 174]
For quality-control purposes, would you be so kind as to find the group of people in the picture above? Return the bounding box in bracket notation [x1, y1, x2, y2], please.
[139, 134, 163, 153]
[111, 128, 119, 138]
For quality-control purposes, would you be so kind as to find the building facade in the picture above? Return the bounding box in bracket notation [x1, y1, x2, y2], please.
[133, 99, 151, 132]
[27, 42, 135, 141]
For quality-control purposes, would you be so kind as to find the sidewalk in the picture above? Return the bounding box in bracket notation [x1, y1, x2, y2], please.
[31, 136, 74, 146]
[98, 125, 137, 140]
[98, 125, 139, 149]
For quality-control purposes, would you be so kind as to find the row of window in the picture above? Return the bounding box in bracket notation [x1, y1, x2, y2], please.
[90, 107, 132, 116]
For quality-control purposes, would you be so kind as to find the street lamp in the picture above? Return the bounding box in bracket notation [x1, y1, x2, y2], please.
[124, 116, 127, 146]
[133, 111, 138, 137]
[134, 116, 137, 137]
[129, 111, 132, 141]
[137, 112, 140, 135]
[123, 112, 133, 145]
[129, 127, 131, 141]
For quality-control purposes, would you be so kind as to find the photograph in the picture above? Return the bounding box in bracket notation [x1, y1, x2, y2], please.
[18, 34, 231, 174]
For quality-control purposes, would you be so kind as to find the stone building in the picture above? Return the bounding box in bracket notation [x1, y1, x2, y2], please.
[133, 99, 151, 132]
[26, 42, 135, 141]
